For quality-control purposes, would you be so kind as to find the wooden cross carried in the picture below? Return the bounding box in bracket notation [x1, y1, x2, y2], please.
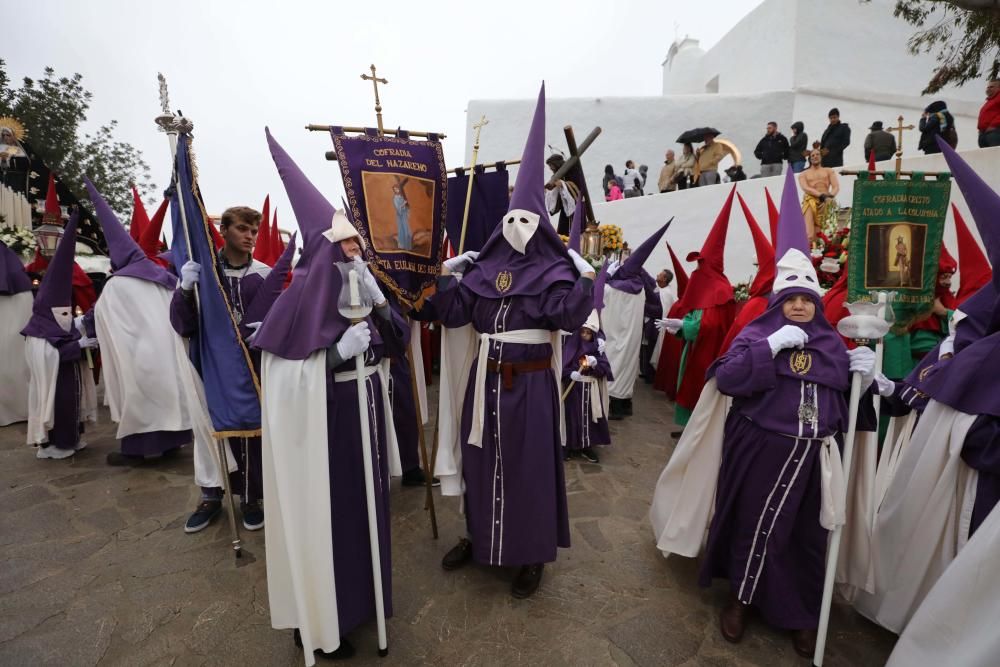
[361, 64, 388, 134]
[890, 115, 915, 174]
[549, 125, 602, 225]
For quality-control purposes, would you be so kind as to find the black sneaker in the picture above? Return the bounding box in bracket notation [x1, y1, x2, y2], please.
[401, 467, 440, 488]
[184, 500, 222, 534]
[441, 538, 474, 571]
[241, 502, 264, 531]
[579, 449, 600, 464]
[294, 629, 356, 660]
[511, 563, 545, 599]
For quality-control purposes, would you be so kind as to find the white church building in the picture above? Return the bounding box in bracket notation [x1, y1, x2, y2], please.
[464, 0, 997, 282]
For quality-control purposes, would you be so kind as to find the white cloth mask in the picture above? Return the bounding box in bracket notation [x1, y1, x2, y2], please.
[501, 208, 540, 254]
[51, 307, 73, 332]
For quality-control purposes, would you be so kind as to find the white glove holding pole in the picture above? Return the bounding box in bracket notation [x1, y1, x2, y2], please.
[655, 318, 683, 334]
[336, 322, 371, 359]
[443, 251, 479, 275]
[607, 259, 621, 277]
[766, 324, 809, 357]
[78, 335, 99, 350]
[73, 315, 86, 335]
[873, 372, 895, 397]
[848, 346, 877, 388]
[354, 257, 386, 307]
[570, 370, 585, 383]
[584, 355, 597, 367]
[567, 249, 595, 277]
[180, 260, 201, 291]
[938, 333, 956, 359]
[245, 321, 262, 345]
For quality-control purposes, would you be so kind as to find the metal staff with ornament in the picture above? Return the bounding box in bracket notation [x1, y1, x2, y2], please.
[335, 260, 389, 657]
[813, 293, 894, 667]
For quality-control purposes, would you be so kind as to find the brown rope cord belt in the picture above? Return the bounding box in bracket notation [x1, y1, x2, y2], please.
[485, 357, 552, 390]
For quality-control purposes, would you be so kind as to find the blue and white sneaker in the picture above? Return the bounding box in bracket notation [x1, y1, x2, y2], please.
[241, 502, 264, 531]
[184, 500, 223, 533]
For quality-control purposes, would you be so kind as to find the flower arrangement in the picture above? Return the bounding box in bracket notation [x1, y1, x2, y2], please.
[811, 223, 850, 289]
[0, 225, 36, 257]
[599, 224, 624, 251]
[732, 281, 750, 303]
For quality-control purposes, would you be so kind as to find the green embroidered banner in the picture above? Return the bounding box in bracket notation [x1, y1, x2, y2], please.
[847, 172, 952, 330]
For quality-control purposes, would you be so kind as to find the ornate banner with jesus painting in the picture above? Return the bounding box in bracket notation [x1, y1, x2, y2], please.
[847, 173, 951, 328]
[330, 128, 447, 308]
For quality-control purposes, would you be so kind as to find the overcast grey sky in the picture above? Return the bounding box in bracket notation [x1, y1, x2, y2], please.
[9, 0, 763, 234]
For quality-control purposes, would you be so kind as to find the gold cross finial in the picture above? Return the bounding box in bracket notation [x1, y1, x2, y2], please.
[890, 115, 915, 173]
[361, 64, 388, 134]
[471, 115, 488, 152]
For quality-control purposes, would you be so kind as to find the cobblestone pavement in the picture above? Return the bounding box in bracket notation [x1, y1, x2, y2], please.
[0, 382, 896, 666]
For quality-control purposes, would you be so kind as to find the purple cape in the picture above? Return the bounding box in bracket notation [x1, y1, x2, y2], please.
[711, 288, 849, 391]
[0, 240, 30, 295]
[252, 129, 350, 360]
[21, 213, 81, 345]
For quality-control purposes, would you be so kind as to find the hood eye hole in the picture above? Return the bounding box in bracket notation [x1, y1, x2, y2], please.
[805, 275, 815, 282]
[506, 217, 514, 224]
[519, 217, 530, 224]
[786, 274, 798, 281]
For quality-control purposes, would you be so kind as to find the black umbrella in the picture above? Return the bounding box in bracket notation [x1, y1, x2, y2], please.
[676, 127, 721, 144]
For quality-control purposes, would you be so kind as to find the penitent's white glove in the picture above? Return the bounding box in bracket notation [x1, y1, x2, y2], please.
[874, 372, 895, 397]
[766, 324, 809, 357]
[336, 321, 371, 359]
[180, 260, 201, 291]
[606, 259, 621, 277]
[655, 318, 683, 334]
[354, 257, 386, 306]
[567, 249, 595, 277]
[245, 321, 262, 345]
[73, 315, 86, 335]
[584, 355, 597, 368]
[78, 335, 99, 350]
[443, 251, 479, 275]
[938, 333, 956, 359]
[848, 346, 877, 388]
[570, 371, 585, 383]
[596, 337, 606, 354]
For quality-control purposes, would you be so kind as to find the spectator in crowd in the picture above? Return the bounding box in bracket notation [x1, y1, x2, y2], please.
[978, 79, 1000, 148]
[820, 108, 851, 167]
[788, 121, 808, 173]
[622, 160, 644, 198]
[639, 164, 649, 193]
[675, 143, 696, 190]
[658, 150, 677, 193]
[864, 120, 897, 162]
[696, 132, 727, 186]
[603, 164, 623, 198]
[753, 121, 789, 177]
[725, 165, 747, 182]
[606, 180, 623, 201]
[919, 101, 958, 154]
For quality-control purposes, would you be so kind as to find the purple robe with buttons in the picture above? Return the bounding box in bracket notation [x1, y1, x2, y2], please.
[562, 332, 613, 450]
[427, 274, 593, 566]
[698, 334, 875, 630]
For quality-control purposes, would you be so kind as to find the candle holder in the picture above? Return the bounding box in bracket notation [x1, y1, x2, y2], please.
[837, 291, 894, 344]
[33, 224, 64, 257]
[335, 260, 373, 323]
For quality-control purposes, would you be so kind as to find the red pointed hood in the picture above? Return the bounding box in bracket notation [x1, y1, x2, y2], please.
[953, 204, 992, 304]
[129, 186, 149, 242]
[268, 208, 285, 265]
[666, 242, 688, 299]
[253, 195, 272, 265]
[139, 199, 169, 261]
[764, 187, 779, 246]
[939, 243, 957, 275]
[676, 185, 735, 314]
[42, 173, 62, 225]
[209, 219, 224, 250]
[737, 193, 774, 298]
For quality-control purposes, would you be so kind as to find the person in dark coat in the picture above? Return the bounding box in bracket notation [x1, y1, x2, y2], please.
[788, 122, 808, 173]
[820, 108, 851, 168]
[919, 101, 957, 154]
[863, 121, 897, 161]
[753, 122, 789, 177]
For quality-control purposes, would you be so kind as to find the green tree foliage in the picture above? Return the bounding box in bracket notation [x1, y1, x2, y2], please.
[885, 0, 1000, 94]
[0, 59, 154, 216]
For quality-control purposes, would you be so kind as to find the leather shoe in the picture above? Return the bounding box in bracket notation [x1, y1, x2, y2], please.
[719, 598, 748, 643]
[792, 628, 817, 658]
[511, 564, 544, 599]
[441, 538, 473, 571]
[294, 629, 355, 660]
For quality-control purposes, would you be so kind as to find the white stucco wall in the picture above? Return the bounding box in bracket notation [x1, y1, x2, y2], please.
[466, 91, 796, 201]
[589, 146, 1000, 291]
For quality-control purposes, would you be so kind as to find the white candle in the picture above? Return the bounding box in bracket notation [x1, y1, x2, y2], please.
[349, 268, 361, 307]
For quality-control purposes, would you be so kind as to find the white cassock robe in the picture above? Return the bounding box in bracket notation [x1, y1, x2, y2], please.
[650, 287, 676, 369]
[94, 275, 232, 483]
[603, 285, 645, 400]
[0, 291, 32, 425]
